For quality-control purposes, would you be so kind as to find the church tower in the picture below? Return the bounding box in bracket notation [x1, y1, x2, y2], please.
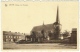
[53, 6, 61, 39]
[41, 21, 45, 40]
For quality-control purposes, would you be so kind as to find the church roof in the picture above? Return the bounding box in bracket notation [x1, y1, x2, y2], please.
[32, 23, 54, 32]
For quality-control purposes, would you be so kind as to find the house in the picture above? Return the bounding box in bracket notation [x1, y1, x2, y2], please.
[70, 28, 77, 44]
[3, 31, 25, 42]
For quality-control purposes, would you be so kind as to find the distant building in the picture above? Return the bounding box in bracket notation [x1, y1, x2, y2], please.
[25, 35, 31, 41]
[3, 31, 26, 42]
[31, 6, 62, 42]
[70, 28, 77, 44]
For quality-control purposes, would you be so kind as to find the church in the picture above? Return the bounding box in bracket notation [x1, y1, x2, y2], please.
[30, 7, 62, 42]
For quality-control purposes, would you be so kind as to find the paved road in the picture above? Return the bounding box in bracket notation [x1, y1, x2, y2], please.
[3, 42, 77, 49]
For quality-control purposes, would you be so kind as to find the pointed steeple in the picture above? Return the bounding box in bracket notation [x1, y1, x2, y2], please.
[43, 21, 44, 26]
[42, 21, 45, 30]
[56, 6, 60, 24]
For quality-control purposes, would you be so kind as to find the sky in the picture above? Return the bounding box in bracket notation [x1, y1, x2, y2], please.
[2, 2, 78, 34]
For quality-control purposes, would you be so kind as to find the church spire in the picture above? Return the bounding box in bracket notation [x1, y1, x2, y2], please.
[56, 6, 60, 24]
[42, 21, 45, 30]
[43, 21, 44, 26]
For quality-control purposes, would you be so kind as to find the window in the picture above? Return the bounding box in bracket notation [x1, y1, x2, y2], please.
[19, 36, 21, 38]
[17, 36, 19, 38]
[11, 39, 13, 42]
[11, 36, 13, 38]
[14, 36, 16, 38]
[9, 36, 10, 38]
[6, 36, 8, 38]
[6, 39, 8, 42]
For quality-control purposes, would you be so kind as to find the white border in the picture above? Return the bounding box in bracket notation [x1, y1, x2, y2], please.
[0, 0, 80, 52]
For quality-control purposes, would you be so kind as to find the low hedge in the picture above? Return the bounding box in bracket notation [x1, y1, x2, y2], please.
[42, 40, 64, 43]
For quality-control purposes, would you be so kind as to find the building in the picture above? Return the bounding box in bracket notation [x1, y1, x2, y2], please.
[25, 35, 31, 41]
[70, 28, 77, 44]
[31, 6, 62, 42]
[3, 31, 26, 42]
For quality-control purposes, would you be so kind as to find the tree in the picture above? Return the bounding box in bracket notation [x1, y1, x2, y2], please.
[63, 30, 70, 37]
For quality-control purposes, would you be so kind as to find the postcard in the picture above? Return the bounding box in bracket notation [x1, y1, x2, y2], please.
[1, 0, 79, 51]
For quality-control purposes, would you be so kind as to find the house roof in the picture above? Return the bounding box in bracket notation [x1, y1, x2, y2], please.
[72, 28, 77, 31]
[3, 31, 25, 36]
